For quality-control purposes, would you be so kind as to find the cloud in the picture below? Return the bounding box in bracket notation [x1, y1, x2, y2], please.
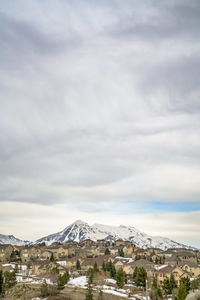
[0, 0, 199, 244]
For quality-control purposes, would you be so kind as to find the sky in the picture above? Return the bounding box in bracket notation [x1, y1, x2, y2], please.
[0, 0, 200, 247]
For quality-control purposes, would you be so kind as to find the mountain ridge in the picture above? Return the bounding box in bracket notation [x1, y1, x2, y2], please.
[35, 220, 197, 250]
[0, 220, 198, 250]
[0, 234, 29, 246]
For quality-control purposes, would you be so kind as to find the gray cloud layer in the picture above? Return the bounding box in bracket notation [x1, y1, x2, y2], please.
[0, 0, 200, 213]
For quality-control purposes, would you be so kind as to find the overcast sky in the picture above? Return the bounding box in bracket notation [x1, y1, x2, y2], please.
[0, 0, 200, 247]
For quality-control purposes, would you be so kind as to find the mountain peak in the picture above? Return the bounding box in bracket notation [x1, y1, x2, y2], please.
[35, 221, 197, 250]
[73, 220, 88, 226]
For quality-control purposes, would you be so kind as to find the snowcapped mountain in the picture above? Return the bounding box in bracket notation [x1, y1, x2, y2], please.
[0, 234, 29, 246]
[35, 220, 196, 250]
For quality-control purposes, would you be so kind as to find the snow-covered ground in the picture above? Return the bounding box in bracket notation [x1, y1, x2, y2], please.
[16, 275, 53, 285]
[67, 276, 88, 288]
[102, 289, 128, 298]
[105, 278, 116, 284]
[57, 260, 67, 267]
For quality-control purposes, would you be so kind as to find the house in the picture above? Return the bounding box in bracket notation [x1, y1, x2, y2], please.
[181, 262, 200, 278]
[80, 239, 96, 247]
[156, 265, 190, 286]
[77, 245, 100, 258]
[40, 250, 52, 260]
[114, 240, 126, 247]
[20, 246, 42, 263]
[123, 245, 135, 257]
[46, 245, 69, 260]
[176, 251, 197, 265]
[81, 254, 114, 271]
[0, 245, 14, 262]
[163, 250, 198, 266]
[32, 261, 63, 277]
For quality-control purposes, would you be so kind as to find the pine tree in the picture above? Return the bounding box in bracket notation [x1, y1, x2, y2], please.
[190, 278, 200, 291]
[88, 268, 95, 285]
[133, 267, 138, 283]
[118, 249, 124, 257]
[0, 270, 3, 296]
[152, 277, 157, 289]
[150, 277, 163, 300]
[162, 277, 171, 295]
[180, 277, 190, 294]
[50, 252, 54, 262]
[57, 274, 65, 290]
[76, 259, 81, 270]
[85, 285, 93, 300]
[10, 250, 16, 261]
[177, 282, 187, 300]
[116, 268, 125, 288]
[133, 267, 147, 287]
[105, 248, 110, 255]
[93, 262, 99, 273]
[4, 270, 17, 289]
[62, 271, 70, 284]
[102, 261, 106, 272]
[57, 271, 70, 290]
[41, 280, 48, 297]
[155, 257, 159, 264]
[170, 274, 177, 290]
[110, 263, 116, 279]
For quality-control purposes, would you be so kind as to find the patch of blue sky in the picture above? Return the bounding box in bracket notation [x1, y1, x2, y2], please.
[72, 200, 200, 215]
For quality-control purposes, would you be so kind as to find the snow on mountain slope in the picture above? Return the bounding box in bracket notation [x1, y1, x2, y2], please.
[35, 220, 195, 250]
[0, 234, 29, 246]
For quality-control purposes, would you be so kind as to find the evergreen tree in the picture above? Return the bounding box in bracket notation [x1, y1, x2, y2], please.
[88, 268, 95, 285]
[118, 249, 124, 257]
[76, 259, 81, 270]
[133, 267, 147, 288]
[170, 274, 177, 290]
[105, 248, 110, 255]
[152, 277, 157, 289]
[162, 277, 171, 295]
[102, 261, 106, 272]
[93, 262, 99, 273]
[190, 278, 200, 291]
[85, 285, 93, 300]
[110, 263, 116, 279]
[41, 280, 48, 297]
[57, 271, 70, 290]
[105, 260, 116, 278]
[0, 270, 3, 296]
[150, 277, 163, 300]
[180, 277, 190, 294]
[177, 282, 187, 300]
[133, 267, 138, 283]
[4, 271, 17, 289]
[155, 257, 159, 264]
[50, 252, 54, 262]
[62, 271, 70, 284]
[10, 250, 16, 261]
[116, 268, 125, 288]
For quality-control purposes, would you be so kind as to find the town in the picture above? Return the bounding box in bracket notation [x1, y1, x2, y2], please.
[0, 240, 200, 300]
